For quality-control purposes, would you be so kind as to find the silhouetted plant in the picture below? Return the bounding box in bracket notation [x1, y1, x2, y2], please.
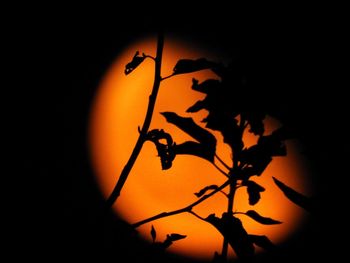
[106, 33, 312, 262]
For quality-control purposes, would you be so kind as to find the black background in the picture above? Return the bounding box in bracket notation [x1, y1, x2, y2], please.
[8, 3, 347, 263]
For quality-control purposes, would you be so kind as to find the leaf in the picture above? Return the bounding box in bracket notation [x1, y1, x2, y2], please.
[168, 233, 187, 241]
[173, 58, 218, 75]
[161, 112, 216, 162]
[244, 181, 265, 205]
[249, 235, 275, 250]
[243, 112, 266, 136]
[124, 51, 146, 75]
[194, 185, 219, 198]
[161, 233, 187, 249]
[191, 78, 221, 94]
[206, 213, 254, 260]
[245, 210, 282, 225]
[272, 177, 313, 211]
[151, 225, 156, 243]
[146, 129, 176, 170]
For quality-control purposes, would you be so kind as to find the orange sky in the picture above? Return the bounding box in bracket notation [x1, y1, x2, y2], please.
[89, 35, 312, 261]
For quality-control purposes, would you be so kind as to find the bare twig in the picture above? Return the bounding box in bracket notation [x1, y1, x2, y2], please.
[106, 32, 165, 207]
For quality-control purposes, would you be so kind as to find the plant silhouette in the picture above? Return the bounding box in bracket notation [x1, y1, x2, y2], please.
[105, 33, 312, 262]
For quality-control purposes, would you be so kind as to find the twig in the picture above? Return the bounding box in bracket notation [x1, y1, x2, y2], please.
[215, 153, 231, 171]
[132, 178, 231, 228]
[161, 73, 175, 81]
[106, 32, 165, 207]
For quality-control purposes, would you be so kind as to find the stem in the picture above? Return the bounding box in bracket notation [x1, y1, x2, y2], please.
[213, 162, 230, 178]
[161, 73, 175, 81]
[106, 32, 164, 207]
[132, 178, 231, 228]
[215, 153, 231, 171]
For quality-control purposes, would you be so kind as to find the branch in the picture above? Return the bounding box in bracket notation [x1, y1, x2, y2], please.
[132, 178, 231, 228]
[212, 162, 230, 178]
[215, 153, 231, 171]
[161, 73, 175, 81]
[106, 32, 165, 207]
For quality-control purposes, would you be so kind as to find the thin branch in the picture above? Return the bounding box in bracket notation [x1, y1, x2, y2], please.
[188, 210, 207, 222]
[215, 153, 231, 171]
[142, 53, 155, 61]
[161, 73, 175, 81]
[132, 178, 231, 228]
[106, 32, 165, 207]
[212, 162, 230, 178]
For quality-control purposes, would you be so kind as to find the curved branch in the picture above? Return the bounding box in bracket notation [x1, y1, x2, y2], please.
[132, 178, 231, 228]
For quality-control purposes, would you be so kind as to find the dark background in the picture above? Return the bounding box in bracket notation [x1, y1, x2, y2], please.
[8, 4, 347, 263]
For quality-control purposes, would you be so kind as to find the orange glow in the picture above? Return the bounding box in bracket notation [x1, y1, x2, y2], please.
[89, 36, 312, 261]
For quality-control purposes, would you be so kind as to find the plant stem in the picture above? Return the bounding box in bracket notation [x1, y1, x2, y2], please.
[132, 178, 231, 228]
[221, 180, 237, 260]
[106, 32, 164, 207]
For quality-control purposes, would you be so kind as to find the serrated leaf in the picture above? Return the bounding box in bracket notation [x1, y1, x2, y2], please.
[249, 235, 275, 250]
[244, 181, 265, 205]
[273, 177, 313, 211]
[194, 185, 219, 198]
[151, 225, 156, 243]
[206, 213, 254, 260]
[161, 112, 216, 162]
[124, 51, 146, 75]
[245, 210, 282, 225]
[173, 58, 218, 75]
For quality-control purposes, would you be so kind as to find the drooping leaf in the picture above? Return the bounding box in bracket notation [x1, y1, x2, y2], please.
[245, 210, 282, 225]
[124, 51, 146, 75]
[249, 235, 276, 250]
[186, 100, 206, 113]
[243, 181, 265, 205]
[150, 225, 157, 243]
[173, 58, 218, 75]
[194, 185, 219, 198]
[161, 112, 216, 162]
[273, 177, 313, 212]
[206, 213, 254, 260]
[146, 129, 175, 170]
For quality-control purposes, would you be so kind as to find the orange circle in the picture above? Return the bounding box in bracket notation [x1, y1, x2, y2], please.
[89, 36, 312, 261]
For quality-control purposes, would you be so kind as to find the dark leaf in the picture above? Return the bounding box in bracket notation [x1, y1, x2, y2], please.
[160, 233, 187, 249]
[245, 210, 282, 225]
[168, 233, 187, 242]
[243, 112, 266, 136]
[273, 177, 313, 211]
[249, 235, 276, 250]
[173, 58, 218, 75]
[191, 78, 221, 94]
[194, 185, 219, 198]
[186, 100, 205, 113]
[146, 129, 176, 170]
[151, 225, 156, 243]
[206, 213, 254, 260]
[243, 181, 265, 205]
[124, 51, 146, 75]
[174, 141, 213, 162]
[161, 112, 216, 162]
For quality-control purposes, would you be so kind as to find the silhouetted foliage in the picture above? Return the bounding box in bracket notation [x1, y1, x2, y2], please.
[124, 51, 146, 75]
[273, 177, 313, 212]
[206, 213, 255, 261]
[108, 35, 314, 262]
[245, 210, 282, 225]
[194, 185, 219, 198]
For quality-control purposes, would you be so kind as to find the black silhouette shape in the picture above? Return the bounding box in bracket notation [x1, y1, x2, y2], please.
[105, 33, 313, 262]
